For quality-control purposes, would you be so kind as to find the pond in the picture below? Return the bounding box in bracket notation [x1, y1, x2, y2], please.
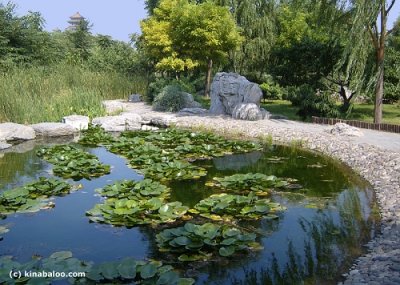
[0, 129, 379, 284]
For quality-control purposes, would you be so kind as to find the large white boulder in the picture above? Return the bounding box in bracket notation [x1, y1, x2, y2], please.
[209, 72, 263, 117]
[102, 100, 126, 115]
[0, 122, 36, 141]
[62, 115, 89, 131]
[31, 123, 77, 137]
[92, 113, 142, 132]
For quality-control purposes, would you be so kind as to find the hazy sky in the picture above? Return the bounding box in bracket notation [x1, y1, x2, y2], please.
[6, 0, 400, 43]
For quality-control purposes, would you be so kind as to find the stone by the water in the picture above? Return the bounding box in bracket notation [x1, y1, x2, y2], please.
[92, 113, 142, 132]
[31, 122, 77, 137]
[0, 122, 36, 141]
[128, 94, 142, 103]
[62, 115, 89, 130]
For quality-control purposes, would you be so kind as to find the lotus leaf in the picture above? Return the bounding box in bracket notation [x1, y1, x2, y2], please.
[0, 177, 73, 215]
[87, 196, 189, 227]
[156, 222, 262, 261]
[78, 125, 115, 146]
[207, 173, 301, 195]
[37, 144, 110, 180]
[193, 193, 285, 221]
[0, 252, 194, 284]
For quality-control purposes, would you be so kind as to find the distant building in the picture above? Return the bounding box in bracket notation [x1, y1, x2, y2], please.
[67, 12, 85, 31]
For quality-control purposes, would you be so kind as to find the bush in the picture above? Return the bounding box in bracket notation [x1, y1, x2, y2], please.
[260, 83, 287, 100]
[152, 85, 187, 112]
[284, 84, 339, 119]
[146, 77, 198, 103]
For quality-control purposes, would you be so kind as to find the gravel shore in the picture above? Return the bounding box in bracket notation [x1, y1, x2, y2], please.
[122, 102, 400, 285]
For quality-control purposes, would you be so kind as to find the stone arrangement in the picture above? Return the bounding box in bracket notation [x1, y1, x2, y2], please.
[209, 72, 268, 121]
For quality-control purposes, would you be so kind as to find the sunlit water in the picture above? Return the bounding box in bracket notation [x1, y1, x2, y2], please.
[0, 142, 379, 284]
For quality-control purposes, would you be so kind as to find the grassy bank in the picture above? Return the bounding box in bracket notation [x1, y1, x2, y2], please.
[0, 65, 147, 124]
[262, 100, 400, 125]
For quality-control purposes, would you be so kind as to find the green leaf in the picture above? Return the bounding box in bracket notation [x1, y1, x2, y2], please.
[140, 263, 158, 279]
[219, 246, 236, 257]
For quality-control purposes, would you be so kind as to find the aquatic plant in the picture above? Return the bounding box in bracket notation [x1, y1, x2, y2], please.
[156, 222, 263, 261]
[78, 125, 115, 146]
[0, 251, 194, 284]
[0, 177, 73, 214]
[191, 193, 284, 221]
[206, 173, 292, 195]
[37, 145, 110, 180]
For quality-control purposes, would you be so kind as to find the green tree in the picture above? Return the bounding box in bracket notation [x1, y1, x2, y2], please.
[67, 18, 92, 61]
[339, 0, 398, 123]
[140, 0, 242, 97]
[384, 17, 400, 103]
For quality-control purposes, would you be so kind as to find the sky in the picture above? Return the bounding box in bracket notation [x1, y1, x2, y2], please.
[8, 0, 148, 42]
[5, 0, 400, 43]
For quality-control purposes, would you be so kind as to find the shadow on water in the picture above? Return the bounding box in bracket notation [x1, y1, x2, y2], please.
[0, 143, 379, 284]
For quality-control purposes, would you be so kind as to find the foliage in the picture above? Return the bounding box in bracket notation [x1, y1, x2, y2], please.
[0, 64, 143, 123]
[140, 0, 242, 73]
[156, 222, 263, 261]
[36, 145, 110, 180]
[87, 198, 188, 226]
[153, 84, 188, 112]
[67, 18, 92, 61]
[285, 85, 340, 119]
[260, 82, 287, 100]
[0, 177, 73, 215]
[191, 193, 284, 221]
[96, 179, 171, 200]
[0, 252, 194, 284]
[78, 125, 115, 147]
[146, 76, 199, 103]
[207, 173, 293, 196]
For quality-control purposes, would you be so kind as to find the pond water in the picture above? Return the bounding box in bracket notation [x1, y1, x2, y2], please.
[0, 141, 379, 284]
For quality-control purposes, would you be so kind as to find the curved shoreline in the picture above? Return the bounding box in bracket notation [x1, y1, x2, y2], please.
[173, 114, 400, 285]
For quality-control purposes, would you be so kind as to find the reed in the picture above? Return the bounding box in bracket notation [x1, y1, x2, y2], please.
[0, 64, 147, 124]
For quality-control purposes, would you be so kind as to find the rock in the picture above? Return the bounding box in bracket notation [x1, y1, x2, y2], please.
[31, 123, 77, 137]
[0, 122, 36, 141]
[178, 108, 208, 116]
[102, 100, 125, 115]
[182, 92, 202, 109]
[92, 113, 142, 132]
[141, 125, 159, 131]
[232, 103, 264, 121]
[0, 141, 12, 150]
[62, 115, 89, 130]
[209, 72, 263, 116]
[328, 123, 364, 137]
[141, 114, 177, 127]
[128, 94, 142, 103]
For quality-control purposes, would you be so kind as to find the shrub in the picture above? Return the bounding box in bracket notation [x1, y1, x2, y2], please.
[297, 91, 340, 119]
[152, 85, 187, 112]
[260, 83, 287, 100]
[146, 77, 197, 103]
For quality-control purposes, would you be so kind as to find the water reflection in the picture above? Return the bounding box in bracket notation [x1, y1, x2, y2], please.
[0, 143, 379, 284]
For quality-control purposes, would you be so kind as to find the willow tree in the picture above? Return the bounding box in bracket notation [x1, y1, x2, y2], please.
[340, 0, 397, 123]
[216, 0, 276, 80]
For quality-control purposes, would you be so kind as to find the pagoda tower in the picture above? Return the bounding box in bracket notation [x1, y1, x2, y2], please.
[67, 12, 85, 31]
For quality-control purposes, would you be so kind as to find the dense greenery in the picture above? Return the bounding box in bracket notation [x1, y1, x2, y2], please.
[0, 2, 146, 123]
[0, 252, 194, 284]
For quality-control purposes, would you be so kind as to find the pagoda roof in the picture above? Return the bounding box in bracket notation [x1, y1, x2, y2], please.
[70, 12, 84, 19]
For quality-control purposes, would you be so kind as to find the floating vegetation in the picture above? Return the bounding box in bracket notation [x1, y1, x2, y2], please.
[78, 128, 262, 181]
[191, 193, 284, 221]
[156, 222, 263, 261]
[0, 225, 9, 240]
[87, 198, 189, 227]
[37, 145, 110, 180]
[78, 124, 115, 146]
[265, 156, 288, 163]
[206, 173, 293, 196]
[96, 179, 171, 200]
[307, 162, 326, 168]
[0, 251, 194, 285]
[0, 177, 73, 214]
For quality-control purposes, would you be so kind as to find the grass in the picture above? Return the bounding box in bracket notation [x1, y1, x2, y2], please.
[0, 64, 148, 124]
[261, 100, 303, 121]
[262, 100, 400, 125]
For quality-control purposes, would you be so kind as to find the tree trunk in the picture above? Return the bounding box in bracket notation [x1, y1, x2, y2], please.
[205, 59, 213, 98]
[374, 51, 384, 124]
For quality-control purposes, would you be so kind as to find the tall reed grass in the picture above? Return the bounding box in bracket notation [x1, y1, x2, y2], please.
[0, 64, 147, 124]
